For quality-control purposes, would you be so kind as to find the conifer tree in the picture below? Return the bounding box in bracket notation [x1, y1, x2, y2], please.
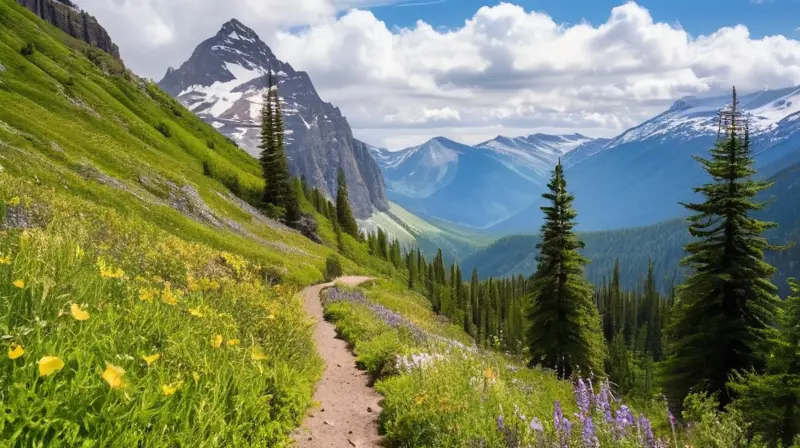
[336, 168, 359, 238]
[730, 279, 800, 447]
[662, 88, 781, 411]
[259, 71, 299, 224]
[527, 161, 605, 378]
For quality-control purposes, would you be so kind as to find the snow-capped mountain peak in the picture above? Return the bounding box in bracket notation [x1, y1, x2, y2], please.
[475, 132, 598, 178]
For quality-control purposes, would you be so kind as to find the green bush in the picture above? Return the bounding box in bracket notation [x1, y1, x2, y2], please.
[325, 254, 343, 281]
[355, 331, 405, 382]
[20, 42, 34, 56]
[155, 121, 171, 138]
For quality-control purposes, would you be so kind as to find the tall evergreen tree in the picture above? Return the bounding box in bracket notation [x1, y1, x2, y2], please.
[662, 88, 781, 411]
[259, 71, 299, 224]
[336, 168, 359, 238]
[526, 161, 605, 378]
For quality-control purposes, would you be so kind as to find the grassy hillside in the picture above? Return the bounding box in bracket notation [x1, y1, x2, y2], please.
[383, 202, 493, 264]
[0, 1, 390, 444]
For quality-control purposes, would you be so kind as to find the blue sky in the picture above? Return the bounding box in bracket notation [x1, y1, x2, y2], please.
[368, 0, 799, 39]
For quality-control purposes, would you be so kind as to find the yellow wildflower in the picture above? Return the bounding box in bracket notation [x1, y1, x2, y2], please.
[70, 303, 90, 321]
[142, 354, 160, 366]
[0, 254, 10, 265]
[192, 372, 200, 383]
[188, 307, 204, 318]
[8, 196, 20, 207]
[38, 356, 65, 377]
[226, 338, 239, 346]
[415, 393, 428, 405]
[484, 368, 496, 381]
[8, 343, 24, 360]
[12, 279, 24, 289]
[251, 349, 267, 361]
[74, 245, 84, 259]
[97, 257, 125, 279]
[101, 362, 126, 389]
[211, 334, 223, 349]
[162, 283, 177, 305]
[162, 380, 184, 397]
[139, 287, 155, 302]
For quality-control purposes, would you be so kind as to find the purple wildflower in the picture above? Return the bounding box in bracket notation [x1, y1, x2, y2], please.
[497, 414, 505, 431]
[581, 415, 600, 448]
[638, 415, 655, 448]
[574, 378, 591, 415]
[595, 380, 613, 424]
[530, 417, 543, 432]
[554, 400, 572, 447]
[614, 405, 635, 439]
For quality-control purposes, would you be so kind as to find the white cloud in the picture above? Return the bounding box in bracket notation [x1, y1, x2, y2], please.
[88, 1, 800, 149]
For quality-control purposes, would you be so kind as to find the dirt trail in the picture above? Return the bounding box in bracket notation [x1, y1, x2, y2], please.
[292, 276, 383, 448]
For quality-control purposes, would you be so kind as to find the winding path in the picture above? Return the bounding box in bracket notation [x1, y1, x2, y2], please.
[292, 277, 383, 448]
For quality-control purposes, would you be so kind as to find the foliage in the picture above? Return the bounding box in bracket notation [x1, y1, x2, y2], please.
[527, 161, 605, 378]
[730, 278, 800, 447]
[259, 72, 299, 225]
[662, 90, 781, 410]
[325, 254, 343, 281]
[336, 168, 359, 239]
[682, 393, 750, 447]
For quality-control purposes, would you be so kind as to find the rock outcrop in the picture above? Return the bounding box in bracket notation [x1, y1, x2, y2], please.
[16, 0, 120, 59]
[158, 19, 388, 219]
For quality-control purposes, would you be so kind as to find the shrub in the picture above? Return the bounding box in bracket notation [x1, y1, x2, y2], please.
[202, 161, 212, 177]
[20, 42, 34, 56]
[206, 140, 216, 150]
[155, 122, 171, 138]
[325, 255, 343, 281]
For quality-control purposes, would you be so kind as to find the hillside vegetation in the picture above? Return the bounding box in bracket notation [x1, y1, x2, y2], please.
[0, 1, 381, 444]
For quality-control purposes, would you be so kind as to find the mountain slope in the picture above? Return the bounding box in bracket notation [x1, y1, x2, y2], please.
[371, 137, 542, 228]
[0, 1, 373, 444]
[492, 87, 800, 234]
[474, 132, 598, 178]
[158, 19, 387, 218]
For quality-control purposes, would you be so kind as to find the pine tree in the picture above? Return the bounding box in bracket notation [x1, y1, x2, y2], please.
[336, 168, 359, 238]
[662, 88, 781, 411]
[730, 279, 800, 447]
[527, 161, 605, 378]
[259, 71, 299, 224]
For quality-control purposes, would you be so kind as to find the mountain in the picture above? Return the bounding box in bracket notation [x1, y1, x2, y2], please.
[158, 19, 388, 218]
[491, 86, 800, 234]
[369, 134, 600, 228]
[368, 137, 541, 228]
[16, 0, 120, 59]
[465, 158, 800, 295]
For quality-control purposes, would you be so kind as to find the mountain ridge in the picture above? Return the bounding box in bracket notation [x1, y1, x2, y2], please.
[158, 18, 388, 219]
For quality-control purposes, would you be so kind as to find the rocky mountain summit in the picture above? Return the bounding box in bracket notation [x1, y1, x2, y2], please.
[158, 19, 388, 218]
[16, 0, 120, 59]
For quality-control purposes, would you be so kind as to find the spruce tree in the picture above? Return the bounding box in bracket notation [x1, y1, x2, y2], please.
[730, 279, 800, 447]
[336, 168, 359, 238]
[259, 71, 299, 224]
[662, 88, 781, 411]
[527, 161, 605, 378]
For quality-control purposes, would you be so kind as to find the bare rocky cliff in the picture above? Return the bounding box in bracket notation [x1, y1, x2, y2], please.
[16, 0, 120, 59]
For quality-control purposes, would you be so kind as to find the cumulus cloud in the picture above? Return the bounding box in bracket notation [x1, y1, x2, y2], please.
[88, 1, 800, 149]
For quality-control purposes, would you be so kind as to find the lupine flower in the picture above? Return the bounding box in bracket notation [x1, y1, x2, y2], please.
[638, 415, 655, 447]
[614, 405, 635, 439]
[596, 380, 613, 424]
[581, 415, 600, 448]
[554, 400, 572, 447]
[574, 378, 591, 415]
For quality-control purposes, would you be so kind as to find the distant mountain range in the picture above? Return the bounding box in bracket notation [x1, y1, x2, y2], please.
[158, 19, 387, 218]
[493, 86, 800, 234]
[369, 134, 601, 228]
